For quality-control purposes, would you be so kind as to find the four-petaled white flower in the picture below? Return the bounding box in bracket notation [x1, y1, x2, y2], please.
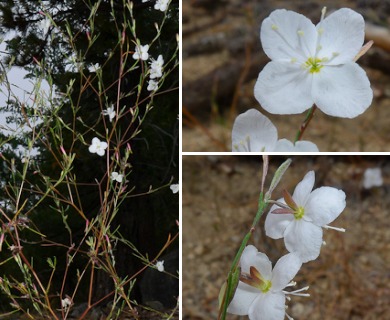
[149, 55, 164, 79]
[147, 79, 159, 91]
[265, 171, 346, 262]
[363, 167, 383, 189]
[232, 109, 319, 152]
[154, 0, 169, 12]
[155, 260, 165, 272]
[102, 106, 116, 122]
[133, 44, 149, 61]
[111, 172, 123, 183]
[255, 8, 373, 118]
[88, 137, 108, 156]
[228, 245, 307, 320]
[170, 183, 179, 194]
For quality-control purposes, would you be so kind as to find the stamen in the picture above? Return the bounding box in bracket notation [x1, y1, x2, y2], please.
[284, 286, 310, 297]
[270, 25, 307, 61]
[297, 30, 304, 36]
[286, 313, 294, 320]
[315, 7, 327, 58]
[321, 7, 327, 21]
[323, 225, 346, 232]
[285, 281, 297, 288]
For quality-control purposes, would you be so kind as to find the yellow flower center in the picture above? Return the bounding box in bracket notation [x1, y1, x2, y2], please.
[304, 57, 323, 73]
[294, 206, 305, 220]
[259, 279, 272, 293]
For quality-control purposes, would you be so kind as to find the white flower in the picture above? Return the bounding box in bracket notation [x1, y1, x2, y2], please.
[265, 171, 346, 262]
[147, 79, 159, 91]
[155, 260, 165, 272]
[88, 137, 108, 156]
[111, 172, 123, 183]
[154, 0, 169, 12]
[255, 8, 373, 118]
[228, 245, 307, 320]
[363, 168, 383, 189]
[61, 297, 72, 310]
[133, 44, 149, 61]
[149, 55, 164, 79]
[232, 109, 319, 152]
[102, 106, 116, 122]
[170, 183, 179, 194]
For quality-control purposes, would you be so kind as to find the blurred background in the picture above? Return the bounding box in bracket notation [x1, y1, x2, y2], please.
[183, 155, 390, 319]
[183, 0, 390, 151]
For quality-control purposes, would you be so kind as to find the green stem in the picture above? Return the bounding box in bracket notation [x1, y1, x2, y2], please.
[294, 105, 317, 142]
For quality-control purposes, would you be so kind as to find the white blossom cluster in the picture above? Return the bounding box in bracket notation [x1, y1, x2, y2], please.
[232, 7, 373, 152]
[228, 170, 346, 320]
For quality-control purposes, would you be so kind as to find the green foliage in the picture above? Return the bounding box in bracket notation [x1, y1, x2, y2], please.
[0, 0, 178, 317]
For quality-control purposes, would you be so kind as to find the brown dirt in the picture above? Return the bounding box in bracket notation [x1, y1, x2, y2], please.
[183, 0, 390, 151]
[183, 156, 390, 319]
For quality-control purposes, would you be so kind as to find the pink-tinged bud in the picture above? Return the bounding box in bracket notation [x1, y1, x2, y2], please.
[60, 145, 66, 155]
[85, 219, 90, 232]
[86, 31, 91, 41]
[127, 143, 132, 151]
[176, 219, 179, 226]
[0, 233, 4, 251]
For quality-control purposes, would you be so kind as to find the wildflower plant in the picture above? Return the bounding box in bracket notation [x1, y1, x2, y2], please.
[232, 7, 374, 152]
[0, 0, 178, 318]
[218, 157, 347, 320]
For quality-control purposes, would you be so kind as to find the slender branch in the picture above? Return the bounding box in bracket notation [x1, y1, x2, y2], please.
[294, 105, 317, 142]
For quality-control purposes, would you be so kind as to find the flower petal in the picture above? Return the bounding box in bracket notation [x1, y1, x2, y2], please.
[271, 253, 302, 291]
[248, 292, 286, 320]
[240, 245, 272, 280]
[317, 8, 364, 65]
[274, 139, 319, 152]
[261, 9, 317, 61]
[232, 109, 277, 152]
[292, 171, 315, 206]
[227, 282, 259, 316]
[312, 62, 373, 118]
[305, 186, 346, 226]
[265, 202, 294, 239]
[284, 219, 323, 262]
[254, 61, 314, 115]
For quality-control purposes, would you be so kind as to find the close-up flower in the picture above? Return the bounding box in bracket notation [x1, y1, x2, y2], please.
[265, 171, 346, 262]
[232, 109, 319, 152]
[228, 245, 307, 320]
[132, 44, 149, 61]
[88, 137, 108, 156]
[255, 8, 373, 118]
